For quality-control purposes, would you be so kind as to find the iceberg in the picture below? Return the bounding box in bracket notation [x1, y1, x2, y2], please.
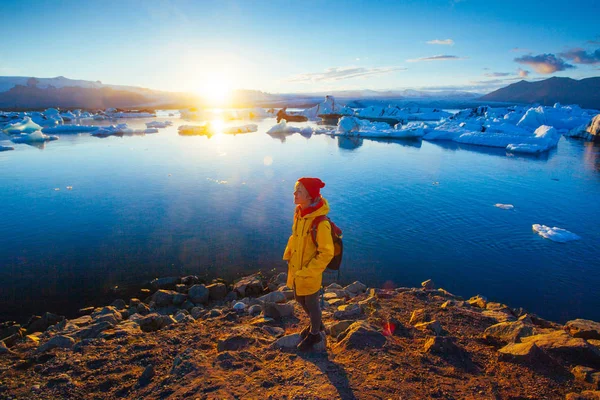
[11, 130, 58, 143]
[3, 117, 43, 134]
[91, 124, 157, 137]
[494, 204, 514, 210]
[356, 105, 451, 123]
[505, 125, 560, 154]
[267, 120, 303, 134]
[301, 96, 354, 120]
[178, 124, 209, 136]
[334, 117, 425, 139]
[146, 121, 173, 129]
[0, 145, 14, 152]
[532, 224, 581, 243]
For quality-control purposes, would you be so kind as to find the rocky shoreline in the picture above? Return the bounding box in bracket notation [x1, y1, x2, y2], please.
[1, 272, 600, 399]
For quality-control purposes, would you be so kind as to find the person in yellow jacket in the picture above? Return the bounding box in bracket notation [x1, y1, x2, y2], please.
[283, 177, 334, 351]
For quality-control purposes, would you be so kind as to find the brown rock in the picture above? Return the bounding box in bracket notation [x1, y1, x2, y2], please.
[572, 366, 600, 389]
[217, 335, 255, 352]
[328, 320, 354, 339]
[334, 321, 386, 351]
[424, 336, 463, 355]
[498, 341, 546, 364]
[409, 309, 429, 325]
[467, 295, 487, 309]
[421, 279, 435, 290]
[483, 321, 534, 344]
[520, 331, 600, 367]
[566, 320, 600, 340]
[565, 391, 600, 400]
[414, 320, 443, 336]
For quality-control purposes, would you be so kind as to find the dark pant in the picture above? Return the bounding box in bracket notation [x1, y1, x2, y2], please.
[294, 289, 322, 334]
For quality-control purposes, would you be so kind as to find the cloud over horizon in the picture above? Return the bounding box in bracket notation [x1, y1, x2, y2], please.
[484, 72, 511, 77]
[517, 68, 530, 78]
[406, 55, 466, 62]
[286, 66, 407, 83]
[426, 39, 454, 46]
[558, 48, 600, 64]
[514, 53, 575, 74]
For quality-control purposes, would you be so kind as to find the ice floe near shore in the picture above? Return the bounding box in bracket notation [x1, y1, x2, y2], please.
[11, 130, 58, 143]
[146, 121, 173, 129]
[91, 124, 158, 137]
[42, 125, 101, 133]
[3, 117, 43, 134]
[532, 224, 581, 242]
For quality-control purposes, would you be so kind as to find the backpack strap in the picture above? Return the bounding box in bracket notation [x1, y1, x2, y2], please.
[310, 215, 329, 247]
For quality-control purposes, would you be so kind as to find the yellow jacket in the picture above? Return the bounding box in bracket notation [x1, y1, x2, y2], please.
[283, 198, 334, 296]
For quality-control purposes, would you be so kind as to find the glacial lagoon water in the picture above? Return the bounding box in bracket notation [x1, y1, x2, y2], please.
[1, 115, 599, 323]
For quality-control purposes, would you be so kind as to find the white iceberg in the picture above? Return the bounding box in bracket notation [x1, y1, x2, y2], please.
[267, 120, 303, 134]
[494, 204, 514, 210]
[146, 121, 173, 129]
[178, 124, 209, 135]
[302, 96, 354, 120]
[505, 125, 560, 154]
[532, 224, 581, 242]
[91, 124, 157, 136]
[334, 117, 426, 139]
[3, 117, 43, 134]
[11, 130, 58, 143]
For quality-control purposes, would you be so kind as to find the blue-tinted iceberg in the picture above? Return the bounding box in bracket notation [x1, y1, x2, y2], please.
[11, 130, 58, 143]
[3, 117, 43, 134]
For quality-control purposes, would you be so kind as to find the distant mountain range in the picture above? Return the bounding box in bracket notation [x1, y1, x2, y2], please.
[479, 77, 600, 110]
[1, 75, 598, 110]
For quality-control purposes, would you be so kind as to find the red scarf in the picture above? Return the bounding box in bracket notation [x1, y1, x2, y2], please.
[297, 197, 324, 217]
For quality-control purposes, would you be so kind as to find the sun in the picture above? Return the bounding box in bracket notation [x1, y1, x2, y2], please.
[195, 76, 232, 106]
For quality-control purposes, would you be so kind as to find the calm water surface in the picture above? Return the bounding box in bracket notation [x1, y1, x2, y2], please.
[1, 115, 599, 323]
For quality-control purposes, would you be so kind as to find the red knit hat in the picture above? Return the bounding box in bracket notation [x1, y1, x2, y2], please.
[297, 177, 325, 199]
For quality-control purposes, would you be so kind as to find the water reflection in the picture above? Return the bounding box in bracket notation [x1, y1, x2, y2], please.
[584, 141, 600, 172]
[337, 136, 363, 151]
[428, 140, 554, 162]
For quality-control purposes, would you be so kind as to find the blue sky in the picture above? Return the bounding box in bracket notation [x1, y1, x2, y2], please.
[0, 0, 598, 94]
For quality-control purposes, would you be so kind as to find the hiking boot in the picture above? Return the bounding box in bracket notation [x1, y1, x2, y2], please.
[300, 322, 325, 340]
[297, 332, 322, 352]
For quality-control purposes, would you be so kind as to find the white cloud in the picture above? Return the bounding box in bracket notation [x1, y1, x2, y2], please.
[287, 66, 407, 83]
[406, 55, 466, 62]
[426, 39, 454, 46]
[484, 72, 511, 77]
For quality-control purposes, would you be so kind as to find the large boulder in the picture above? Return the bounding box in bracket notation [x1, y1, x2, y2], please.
[500, 331, 600, 367]
[233, 274, 264, 298]
[263, 302, 294, 319]
[572, 366, 600, 389]
[38, 335, 75, 352]
[483, 321, 534, 344]
[334, 321, 386, 351]
[328, 320, 354, 339]
[188, 284, 209, 304]
[150, 276, 180, 290]
[207, 283, 228, 301]
[566, 320, 600, 340]
[258, 291, 287, 304]
[73, 321, 114, 339]
[151, 290, 178, 307]
[26, 312, 65, 333]
[467, 295, 487, 309]
[138, 313, 176, 332]
[344, 281, 367, 297]
[333, 304, 362, 320]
